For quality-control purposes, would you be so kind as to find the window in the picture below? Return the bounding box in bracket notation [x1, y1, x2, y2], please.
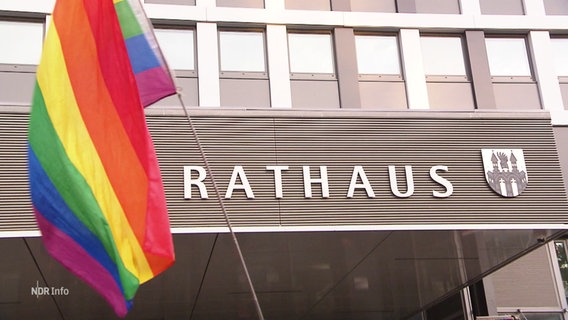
[219, 31, 266, 73]
[216, 0, 264, 8]
[551, 38, 568, 76]
[152, 28, 198, 107]
[355, 35, 400, 75]
[554, 240, 568, 305]
[420, 35, 473, 110]
[355, 34, 406, 109]
[421, 36, 467, 76]
[544, 0, 568, 15]
[154, 28, 195, 71]
[285, 0, 331, 11]
[485, 38, 531, 77]
[500, 313, 565, 320]
[288, 33, 335, 74]
[350, 0, 396, 13]
[480, 0, 525, 15]
[415, 0, 461, 14]
[0, 21, 43, 65]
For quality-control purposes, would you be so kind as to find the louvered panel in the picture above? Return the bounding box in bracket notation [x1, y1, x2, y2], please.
[1, 111, 567, 232]
[149, 115, 281, 228]
[0, 113, 35, 231]
[273, 117, 567, 226]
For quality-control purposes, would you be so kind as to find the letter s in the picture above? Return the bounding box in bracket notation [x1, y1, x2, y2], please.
[430, 165, 453, 198]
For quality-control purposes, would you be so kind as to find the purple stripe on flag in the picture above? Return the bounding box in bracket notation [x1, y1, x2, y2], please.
[34, 209, 129, 317]
[135, 67, 176, 107]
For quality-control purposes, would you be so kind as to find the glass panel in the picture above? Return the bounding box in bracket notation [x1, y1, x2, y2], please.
[216, 0, 264, 8]
[421, 36, 466, 76]
[485, 38, 531, 77]
[145, 0, 196, 5]
[0, 21, 43, 65]
[551, 38, 568, 76]
[480, 0, 525, 15]
[355, 35, 401, 75]
[509, 313, 564, 320]
[154, 28, 195, 70]
[415, 0, 461, 14]
[288, 33, 334, 74]
[555, 240, 568, 304]
[285, 0, 331, 11]
[219, 31, 265, 72]
[544, 0, 568, 15]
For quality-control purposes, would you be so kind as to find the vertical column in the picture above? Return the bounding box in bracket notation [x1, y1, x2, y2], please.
[528, 31, 564, 111]
[266, 25, 293, 108]
[196, 23, 221, 107]
[45, 15, 51, 38]
[465, 30, 497, 109]
[333, 28, 361, 109]
[523, 0, 546, 15]
[399, 29, 429, 110]
[264, 0, 286, 10]
[459, 0, 481, 15]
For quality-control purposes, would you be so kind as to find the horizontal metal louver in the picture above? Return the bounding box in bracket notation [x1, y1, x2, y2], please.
[1, 110, 567, 232]
[0, 113, 34, 231]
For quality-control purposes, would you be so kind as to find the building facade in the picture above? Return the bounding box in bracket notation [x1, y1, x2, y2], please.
[1, 0, 568, 319]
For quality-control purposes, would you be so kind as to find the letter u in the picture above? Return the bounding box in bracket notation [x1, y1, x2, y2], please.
[388, 165, 415, 198]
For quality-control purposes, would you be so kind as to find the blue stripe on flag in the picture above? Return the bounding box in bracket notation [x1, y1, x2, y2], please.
[125, 34, 161, 73]
[28, 145, 125, 296]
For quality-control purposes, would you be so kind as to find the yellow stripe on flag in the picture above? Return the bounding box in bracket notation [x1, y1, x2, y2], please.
[36, 24, 154, 283]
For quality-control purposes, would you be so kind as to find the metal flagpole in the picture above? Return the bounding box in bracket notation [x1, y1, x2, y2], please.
[176, 93, 265, 320]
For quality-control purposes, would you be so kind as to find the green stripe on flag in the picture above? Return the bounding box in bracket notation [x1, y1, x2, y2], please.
[115, 0, 143, 39]
[29, 83, 140, 300]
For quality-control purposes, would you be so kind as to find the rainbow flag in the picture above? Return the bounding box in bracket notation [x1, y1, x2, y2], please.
[28, 0, 175, 317]
[115, 0, 176, 106]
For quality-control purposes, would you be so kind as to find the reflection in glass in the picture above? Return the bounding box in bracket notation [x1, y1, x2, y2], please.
[154, 28, 195, 70]
[551, 38, 568, 76]
[355, 35, 401, 75]
[421, 36, 467, 76]
[3, 230, 561, 319]
[554, 240, 568, 305]
[505, 312, 564, 320]
[288, 33, 335, 74]
[0, 21, 43, 65]
[219, 31, 265, 72]
[485, 38, 531, 77]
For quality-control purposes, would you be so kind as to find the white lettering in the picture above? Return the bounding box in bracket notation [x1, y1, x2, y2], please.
[182, 164, 458, 200]
[430, 165, 453, 198]
[388, 165, 415, 198]
[225, 166, 255, 199]
[183, 166, 208, 199]
[347, 166, 375, 198]
[266, 166, 289, 199]
[51, 287, 69, 295]
[302, 166, 329, 198]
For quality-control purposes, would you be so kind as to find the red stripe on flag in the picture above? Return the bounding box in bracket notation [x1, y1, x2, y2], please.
[53, 0, 149, 249]
[80, 0, 174, 273]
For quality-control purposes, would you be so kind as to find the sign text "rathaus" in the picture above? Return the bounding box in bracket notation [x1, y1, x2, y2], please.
[183, 165, 453, 199]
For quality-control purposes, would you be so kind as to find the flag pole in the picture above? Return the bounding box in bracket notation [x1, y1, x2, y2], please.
[176, 93, 265, 320]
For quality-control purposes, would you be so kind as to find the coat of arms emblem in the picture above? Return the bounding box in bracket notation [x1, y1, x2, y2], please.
[481, 149, 528, 198]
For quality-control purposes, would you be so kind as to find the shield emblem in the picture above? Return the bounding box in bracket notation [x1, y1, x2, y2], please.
[481, 149, 528, 198]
